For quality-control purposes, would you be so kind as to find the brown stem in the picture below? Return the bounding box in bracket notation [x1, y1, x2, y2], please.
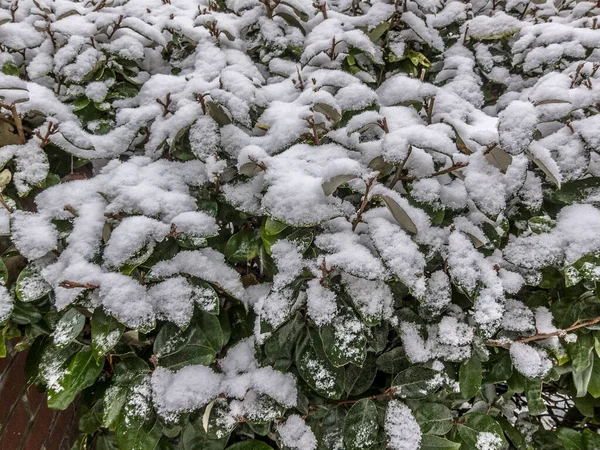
[0, 195, 14, 213]
[330, 387, 397, 407]
[305, 117, 321, 145]
[488, 315, 600, 348]
[389, 146, 412, 189]
[35, 121, 59, 148]
[0, 102, 26, 144]
[377, 117, 389, 133]
[58, 280, 100, 289]
[156, 93, 172, 117]
[426, 96, 435, 124]
[352, 176, 376, 231]
[108, 15, 123, 38]
[398, 161, 468, 182]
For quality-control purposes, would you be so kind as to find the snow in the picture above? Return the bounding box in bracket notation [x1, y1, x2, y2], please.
[385, 401, 422, 450]
[306, 280, 338, 326]
[0, 286, 13, 323]
[2, 0, 599, 444]
[277, 415, 317, 450]
[152, 338, 297, 419]
[510, 342, 553, 379]
[476, 432, 503, 450]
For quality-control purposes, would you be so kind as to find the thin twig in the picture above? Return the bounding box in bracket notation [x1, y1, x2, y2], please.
[58, 280, 100, 289]
[352, 176, 377, 231]
[389, 146, 412, 189]
[330, 387, 397, 406]
[397, 161, 468, 182]
[488, 315, 600, 348]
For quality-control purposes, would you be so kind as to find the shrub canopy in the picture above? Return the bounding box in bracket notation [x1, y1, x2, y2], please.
[1, 0, 600, 449]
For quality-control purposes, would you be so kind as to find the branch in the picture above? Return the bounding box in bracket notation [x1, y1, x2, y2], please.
[488, 315, 600, 348]
[352, 176, 377, 231]
[330, 387, 397, 407]
[389, 145, 412, 189]
[397, 161, 468, 182]
[58, 280, 100, 289]
[0, 102, 26, 144]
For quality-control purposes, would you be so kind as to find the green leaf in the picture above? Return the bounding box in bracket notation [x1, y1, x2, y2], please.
[264, 217, 288, 235]
[48, 347, 105, 410]
[225, 229, 261, 263]
[524, 379, 547, 415]
[457, 413, 505, 449]
[392, 366, 441, 399]
[204, 397, 236, 439]
[483, 353, 513, 384]
[558, 428, 584, 450]
[379, 195, 418, 234]
[91, 307, 125, 360]
[190, 279, 220, 315]
[406, 51, 431, 68]
[181, 421, 228, 450]
[0, 258, 7, 285]
[497, 416, 528, 450]
[459, 355, 482, 399]
[368, 22, 390, 42]
[321, 174, 358, 196]
[228, 302, 255, 345]
[115, 377, 162, 450]
[277, 1, 309, 20]
[345, 353, 377, 396]
[96, 434, 119, 450]
[420, 435, 461, 450]
[573, 358, 595, 399]
[226, 440, 273, 450]
[154, 311, 223, 370]
[414, 403, 453, 436]
[72, 97, 91, 111]
[264, 313, 304, 364]
[320, 307, 366, 367]
[587, 355, 600, 398]
[343, 399, 379, 450]
[376, 347, 410, 374]
[53, 309, 86, 349]
[16, 265, 52, 302]
[583, 428, 600, 450]
[296, 328, 344, 399]
[554, 177, 600, 205]
[2, 61, 20, 77]
[573, 394, 596, 417]
[275, 12, 306, 36]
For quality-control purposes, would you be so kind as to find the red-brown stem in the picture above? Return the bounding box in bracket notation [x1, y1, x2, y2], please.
[488, 315, 600, 348]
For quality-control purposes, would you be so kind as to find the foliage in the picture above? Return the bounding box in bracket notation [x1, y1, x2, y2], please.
[1, 0, 600, 449]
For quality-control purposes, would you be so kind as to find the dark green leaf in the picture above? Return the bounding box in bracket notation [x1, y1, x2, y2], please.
[459, 355, 482, 399]
[320, 307, 366, 367]
[16, 265, 52, 302]
[154, 311, 223, 370]
[558, 428, 584, 450]
[420, 435, 461, 450]
[392, 366, 441, 399]
[457, 413, 505, 448]
[226, 440, 273, 450]
[343, 399, 379, 450]
[53, 309, 86, 349]
[181, 421, 228, 450]
[48, 347, 105, 410]
[376, 347, 409, 374]
[92, 307, 125, 360]
[225, 229, 260, 263]
[345, 353, 377, 396]
[296, 329, 344, 399]
[414, 403, 452, 436]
